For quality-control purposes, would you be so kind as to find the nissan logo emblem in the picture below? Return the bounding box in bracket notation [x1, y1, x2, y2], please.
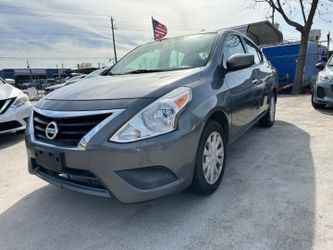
[45, 121, 59, 140]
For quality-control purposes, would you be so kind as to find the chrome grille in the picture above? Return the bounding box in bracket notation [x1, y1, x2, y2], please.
[0, 121, 22, 132]
[33, 110, 112, 147]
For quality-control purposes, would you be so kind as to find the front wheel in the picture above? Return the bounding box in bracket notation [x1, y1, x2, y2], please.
[259, 94, 276, 128]
[190, 120, 226, 195]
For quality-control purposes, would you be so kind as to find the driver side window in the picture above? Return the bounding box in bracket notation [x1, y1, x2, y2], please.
[244, 39, 262, 64]
[223, 35, 245, 68]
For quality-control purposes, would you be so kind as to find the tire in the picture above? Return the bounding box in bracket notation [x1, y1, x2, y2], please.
[190, 120, 226, 195]
[259, 94, 276, 128]
[312, 93, 326, 109]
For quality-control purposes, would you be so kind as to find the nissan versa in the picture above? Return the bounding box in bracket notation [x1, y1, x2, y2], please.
[25, 30, 278, 203]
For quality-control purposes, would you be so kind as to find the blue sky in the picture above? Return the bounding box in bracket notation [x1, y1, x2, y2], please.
[0, 0, 332, 69]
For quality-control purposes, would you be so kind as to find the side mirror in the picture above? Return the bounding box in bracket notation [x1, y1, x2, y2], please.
[227, 54, 255, 71]
[5, 78, 15, 85]
[315, 62, 325, 70]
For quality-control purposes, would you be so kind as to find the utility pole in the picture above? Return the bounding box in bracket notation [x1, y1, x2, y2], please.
[26, 60, 33, 83]
[56, 64, 60, 78]
[327, 32, 331, 56]
[110, 17, 118, 63]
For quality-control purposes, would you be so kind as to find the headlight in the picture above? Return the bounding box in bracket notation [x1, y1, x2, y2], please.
[110, 87, 192, 143]
[12, 93, 30, 108]
[318, 72, 333, 82]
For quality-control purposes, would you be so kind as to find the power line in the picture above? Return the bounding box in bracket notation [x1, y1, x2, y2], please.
[0, 56, 111, 60]
[0, 4, 111, 18]
[0, 10, 108, 21]
[0, 31, 115, 37]
[0, 4, 204, 31]
[0, 11, 200, 33]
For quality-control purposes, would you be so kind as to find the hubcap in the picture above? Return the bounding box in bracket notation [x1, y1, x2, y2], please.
[202, 131, 224, 185]
[270, 96, 276, 121]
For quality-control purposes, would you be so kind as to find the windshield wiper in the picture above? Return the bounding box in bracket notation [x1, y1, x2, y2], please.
[120, 69, 167, 75]
[111, 68, 190, 75]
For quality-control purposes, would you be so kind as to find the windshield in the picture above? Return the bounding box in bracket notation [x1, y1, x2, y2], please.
[0, 77, 5, 84]
[110, 33, 217, 75]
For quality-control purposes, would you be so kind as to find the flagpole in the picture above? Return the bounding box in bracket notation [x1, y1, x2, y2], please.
[151, 16, 154, 40]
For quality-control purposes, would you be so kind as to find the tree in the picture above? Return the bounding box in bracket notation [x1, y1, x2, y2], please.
[252, 0, 329, 94]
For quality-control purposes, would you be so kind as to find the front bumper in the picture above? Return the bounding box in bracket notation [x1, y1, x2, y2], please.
[313, 81, 333, 104]
[0, 103, 32, 134]
[26, 123, 200, 203]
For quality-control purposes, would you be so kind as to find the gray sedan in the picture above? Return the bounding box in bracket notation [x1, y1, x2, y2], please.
[25, 30, 278, 203]
[312, 56, 333, 109]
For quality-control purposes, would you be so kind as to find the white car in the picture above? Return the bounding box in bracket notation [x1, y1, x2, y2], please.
[45, 74, 87, 94]
[0, 77, 33, 134]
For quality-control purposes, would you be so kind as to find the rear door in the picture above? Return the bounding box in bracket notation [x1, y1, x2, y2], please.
[223, 34, 258, 139]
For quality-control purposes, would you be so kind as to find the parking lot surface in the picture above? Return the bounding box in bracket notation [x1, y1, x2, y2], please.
[0, 95, 333, 250]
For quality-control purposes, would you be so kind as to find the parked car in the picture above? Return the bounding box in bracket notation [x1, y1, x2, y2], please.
[312, 55, 333, 109]
[44, 74, 87, 94]
[45, 68, 109, 95]
[41, 78, 56, 89]
[85, 67, 110, 79]
[18, 80, 46, 90]
[4, 78, 15, 85]
[19, 82, 35, 90]
[25, 31, 278, 203]
[0, 77, 33, 134]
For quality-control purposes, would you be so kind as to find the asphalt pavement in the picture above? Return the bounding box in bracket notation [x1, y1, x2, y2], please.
[0, 95, 333, 250]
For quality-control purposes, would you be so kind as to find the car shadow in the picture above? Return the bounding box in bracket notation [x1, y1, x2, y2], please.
[316, 105, 333, 115]
[0, 121, 315, 250]
[0, 132, 25, 150]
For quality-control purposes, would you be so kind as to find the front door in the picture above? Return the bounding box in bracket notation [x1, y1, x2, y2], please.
[243, 38, 272, 116]
[222, 34, 258, 139]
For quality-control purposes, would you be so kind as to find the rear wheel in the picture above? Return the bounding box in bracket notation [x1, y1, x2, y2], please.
[312, 93, 326, 109]
[259, 94, 276, 128]
[190, 120, 226, 195]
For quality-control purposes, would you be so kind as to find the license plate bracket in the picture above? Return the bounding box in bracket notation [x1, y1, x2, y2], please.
[35, 150, 63, 172]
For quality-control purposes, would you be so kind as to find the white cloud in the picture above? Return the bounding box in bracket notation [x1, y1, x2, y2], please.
[0, 0, 331, 69]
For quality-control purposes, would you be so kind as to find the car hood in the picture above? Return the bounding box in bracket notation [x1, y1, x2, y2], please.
[45, 68, 202, 101]
[0, 84, 21, 100]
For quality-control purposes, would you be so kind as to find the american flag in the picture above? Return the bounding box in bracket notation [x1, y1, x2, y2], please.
[152, 17, 168, 40]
